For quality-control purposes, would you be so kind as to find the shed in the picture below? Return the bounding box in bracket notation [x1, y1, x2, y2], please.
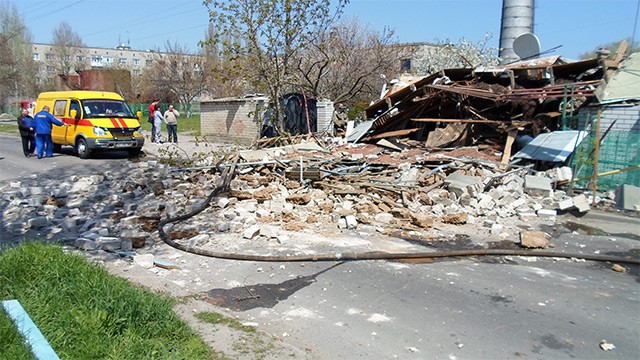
[200, 96, 267, 145]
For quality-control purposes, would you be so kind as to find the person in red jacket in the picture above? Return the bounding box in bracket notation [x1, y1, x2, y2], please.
[149, 100, 159, 142]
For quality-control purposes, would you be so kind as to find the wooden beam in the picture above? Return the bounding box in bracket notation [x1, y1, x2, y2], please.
[500, 129, 518, 170]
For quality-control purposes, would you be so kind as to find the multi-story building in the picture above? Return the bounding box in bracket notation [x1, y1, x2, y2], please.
[30, 43, 167, 86]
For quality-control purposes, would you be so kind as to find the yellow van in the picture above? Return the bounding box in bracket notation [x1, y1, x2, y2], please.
[35, 90, 145, 158]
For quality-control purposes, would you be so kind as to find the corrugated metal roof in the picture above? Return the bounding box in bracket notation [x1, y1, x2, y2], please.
[602, 52, 640, 101]
[512, 130, 587, 163]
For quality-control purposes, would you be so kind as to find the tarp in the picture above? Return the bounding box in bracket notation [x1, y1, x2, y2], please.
[512, 131, 587, 163]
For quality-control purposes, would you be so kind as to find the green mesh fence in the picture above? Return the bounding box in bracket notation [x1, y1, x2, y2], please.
[128, 103, 200, 117]
[570, 113, 640, 191]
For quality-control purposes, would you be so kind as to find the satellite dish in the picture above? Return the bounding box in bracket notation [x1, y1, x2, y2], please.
[513, 33, 541, 60]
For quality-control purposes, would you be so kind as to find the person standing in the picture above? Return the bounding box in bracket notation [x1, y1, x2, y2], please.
[33, 105, 67, 159]
[148, 100, 158, 142]
[17, 108, 36, 157]
[153, 105, 164, 144]
[163, 104, 180, 143]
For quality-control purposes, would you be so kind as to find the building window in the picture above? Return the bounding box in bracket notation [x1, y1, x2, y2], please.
[33, 53, 40, 61]
[64, 55, 71, 61]
[46, 66, 56, 73]
[45, 53, 54, 60]
[132, 69, 141, 76]
[119, 58, 127, 65]
[400, 58, 411, 71]
[145, 59, 153, 66]
[104, 56, 114, 64]
[77, 55, 85, 62]
[132, 58, 141, 65]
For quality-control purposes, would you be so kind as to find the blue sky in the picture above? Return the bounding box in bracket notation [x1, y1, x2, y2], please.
[14, 0, 640, 60]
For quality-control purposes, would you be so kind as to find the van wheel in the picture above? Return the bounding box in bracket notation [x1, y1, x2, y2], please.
[76, 138, 91, 159]
[52, 144, 62, 153]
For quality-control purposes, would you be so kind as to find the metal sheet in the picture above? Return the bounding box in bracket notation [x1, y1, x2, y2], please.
[512, 130, 587, 163]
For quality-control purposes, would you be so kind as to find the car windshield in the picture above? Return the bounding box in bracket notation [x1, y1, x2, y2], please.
[82, 99, 134, 118]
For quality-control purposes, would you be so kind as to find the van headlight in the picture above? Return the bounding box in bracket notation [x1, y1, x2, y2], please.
[93, 126, 108, 136]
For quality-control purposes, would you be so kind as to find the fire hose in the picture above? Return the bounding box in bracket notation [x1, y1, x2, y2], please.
[159, 157, 640, 265]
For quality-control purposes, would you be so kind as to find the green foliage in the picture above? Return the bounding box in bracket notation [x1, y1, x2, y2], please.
[0, 243, 217, 359]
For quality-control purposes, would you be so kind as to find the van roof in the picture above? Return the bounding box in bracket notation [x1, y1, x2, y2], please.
[37, 90, 125, 101]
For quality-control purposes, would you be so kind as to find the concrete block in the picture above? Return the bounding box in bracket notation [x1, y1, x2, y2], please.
[345, 215, 358, 229]
[524, 175, 552, 198]
[445, 173, 483, 197]
[490, 223, 503, 235]
[374, 213, 394, 224]
[615, 184, 640, 211]
[557, 198, 574, 211]
[96, 237, 122, 250]
[74, 238, 98, 251]
[537, 209, 557, 221]
[27, 216, 48, 228]
[260, 225, 279, 238]
[134, 254, 155, 269]
[243, 225, 261, 239]
[572, 194, 590, 213]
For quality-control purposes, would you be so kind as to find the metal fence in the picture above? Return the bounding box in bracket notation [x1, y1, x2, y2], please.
[570, 108, 640, 192]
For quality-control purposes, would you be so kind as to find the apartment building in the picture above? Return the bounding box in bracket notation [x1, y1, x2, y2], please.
[31, 43, 166, 85]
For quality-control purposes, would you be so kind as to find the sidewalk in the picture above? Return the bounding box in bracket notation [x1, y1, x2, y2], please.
[142, 134, 226, 160]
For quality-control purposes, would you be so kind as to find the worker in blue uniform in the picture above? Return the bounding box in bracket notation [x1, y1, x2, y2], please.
[33, 105, 67, 159]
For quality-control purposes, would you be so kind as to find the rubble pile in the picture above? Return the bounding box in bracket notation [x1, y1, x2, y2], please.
[0, 141, 600, 256]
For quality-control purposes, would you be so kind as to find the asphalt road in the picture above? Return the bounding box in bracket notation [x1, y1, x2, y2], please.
[1, 131, 639, 359]
[0, 132, 132, 181]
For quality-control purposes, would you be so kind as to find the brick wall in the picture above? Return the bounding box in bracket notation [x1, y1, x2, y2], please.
[200, 98, 266, 145]
[579, 104, 640, 131]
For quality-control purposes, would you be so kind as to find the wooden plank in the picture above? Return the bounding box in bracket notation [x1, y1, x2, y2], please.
[412, 118, 505, 124]
[154, 259, 178, 269]
[362, 128, 419, 141]
[425, 123, 468, 148]
[2, 300, 60, 360]
[500, 129, 518, 170]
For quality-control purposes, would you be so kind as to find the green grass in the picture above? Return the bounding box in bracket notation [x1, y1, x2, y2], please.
[0, 243, 219, 360]
[141, 114, 201, 136]
[195, 311, 256, 333]
[0, 122, 18, 135]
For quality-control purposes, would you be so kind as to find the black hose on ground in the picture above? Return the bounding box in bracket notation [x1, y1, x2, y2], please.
[158, 157, 640, 266]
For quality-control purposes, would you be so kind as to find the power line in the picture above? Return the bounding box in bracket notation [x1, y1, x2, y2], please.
[632, 0, 640, 47]
[24, 0, 87, 23]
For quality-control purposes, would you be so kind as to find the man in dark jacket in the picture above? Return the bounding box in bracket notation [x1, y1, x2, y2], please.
[33, 105, 67, 159]
[17, 108, 35, 157]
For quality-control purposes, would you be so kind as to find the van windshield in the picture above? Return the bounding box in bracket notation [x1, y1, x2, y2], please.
[82, 99, 134, 118]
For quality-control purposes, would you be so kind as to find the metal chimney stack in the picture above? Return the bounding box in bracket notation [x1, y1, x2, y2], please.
[499, 0, 535, 64]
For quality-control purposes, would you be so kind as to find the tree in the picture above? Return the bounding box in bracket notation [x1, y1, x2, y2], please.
[204, 0, 349, 131]
[141, 42, 211, 109]
[410, 34, 499, 75]
[296, 17, 404, 104]
[51, 21, 85, 76]
[0, 0, 36, 108]
[578, 38, 639, 59]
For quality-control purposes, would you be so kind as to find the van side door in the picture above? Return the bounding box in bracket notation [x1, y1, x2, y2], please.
[51, 99, 68, 144]
[68, 99, 81, 145]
